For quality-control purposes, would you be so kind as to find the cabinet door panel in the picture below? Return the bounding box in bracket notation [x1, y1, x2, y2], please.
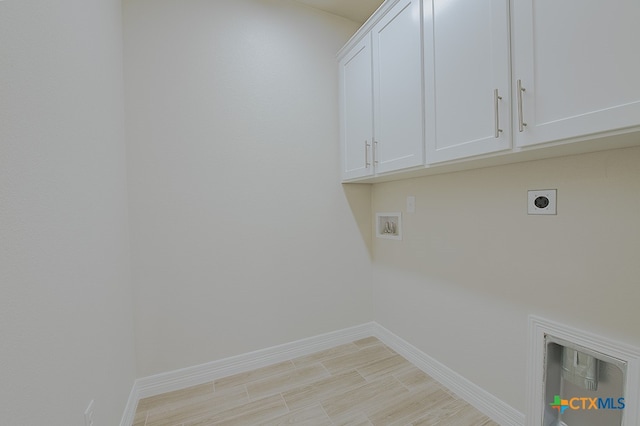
[340, 36, 374, 180]
[372, 0, 424, 174]
[425, 0, 511, 163]
[513, 0, 640, 147]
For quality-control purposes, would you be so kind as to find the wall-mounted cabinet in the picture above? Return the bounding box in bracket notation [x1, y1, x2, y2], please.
[371, 0, 424, 174]
[340, 36, 374, 180]
[339, 0, 640, 183]
[424, 0, 511, 164]
[511, 0, 640, 148]
[339, 0, 423, 180]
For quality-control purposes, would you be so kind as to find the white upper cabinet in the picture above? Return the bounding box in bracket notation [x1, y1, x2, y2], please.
[424, 0, 511, 164]
[338, 0, 424, 181]
[512, 0, 640, 147]
[339, 35, 374, 180]
[371, 0, 424, 174]
[338, 0, 640, 182]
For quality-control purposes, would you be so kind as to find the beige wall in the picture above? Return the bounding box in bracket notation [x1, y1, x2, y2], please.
[372, 144, 640, 412]
[123, 0, 373, 376]
[0, 0, 137, 424]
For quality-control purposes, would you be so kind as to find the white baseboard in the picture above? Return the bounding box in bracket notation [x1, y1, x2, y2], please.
[119, 322, 375, 426]
[121, 321, 523, 426]
[120, 382, 140, 426]
[372, 323, 525, 426]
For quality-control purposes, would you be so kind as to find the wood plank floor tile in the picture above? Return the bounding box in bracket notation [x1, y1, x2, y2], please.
[256, 403, 332, 426]
[282, 369, 366, 411]
[331, 411, 374, 425]
[214, 361, 295, 392]
[291, 343, 360, 369]
[356, 353, 412, 381]
[245, 364, 329, 401]
[437, 402, 496, 426]
[367, 386, 452, 426]
[353, 336, 381, 348]
[410, 395, 492, 426]
[394, 365, 438, 390]
[183, 394, 288, 426]
[321, 343, 395, 374]
[137, 383, 215, 412]
[145, 386, 248, 426]
[320, 376, 409, 421]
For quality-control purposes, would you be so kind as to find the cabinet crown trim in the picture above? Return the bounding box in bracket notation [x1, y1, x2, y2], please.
[336, 0, 403, 60]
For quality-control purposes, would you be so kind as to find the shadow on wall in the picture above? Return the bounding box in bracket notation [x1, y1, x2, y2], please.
[342, 183, 373, 258]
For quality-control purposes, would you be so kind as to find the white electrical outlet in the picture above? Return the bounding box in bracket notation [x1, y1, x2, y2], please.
[84, 400, 94, 426]
[528, 189, 557, 215]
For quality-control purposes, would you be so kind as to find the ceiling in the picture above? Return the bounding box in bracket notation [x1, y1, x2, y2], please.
[293, 0, 385, 24]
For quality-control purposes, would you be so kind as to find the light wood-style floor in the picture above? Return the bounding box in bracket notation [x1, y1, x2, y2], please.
[133, 337, 499, 426]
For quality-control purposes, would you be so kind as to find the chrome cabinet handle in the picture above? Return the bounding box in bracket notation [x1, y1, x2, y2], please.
[517, 79, 527, 132]
[373, 140, 379, 165]
[365, 140, 371, 168]
[494, 89, 503, 138]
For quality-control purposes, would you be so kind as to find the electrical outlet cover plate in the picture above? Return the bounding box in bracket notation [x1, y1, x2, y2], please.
[528, 189, 557, 215]
[406, 196, 415, 213]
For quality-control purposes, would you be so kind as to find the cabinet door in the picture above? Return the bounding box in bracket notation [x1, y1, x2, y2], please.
[340, 35, 374, 180]
[372, 0, 424, 174]
[512, 0, 640, 147]
[424, 0, 511, 163]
